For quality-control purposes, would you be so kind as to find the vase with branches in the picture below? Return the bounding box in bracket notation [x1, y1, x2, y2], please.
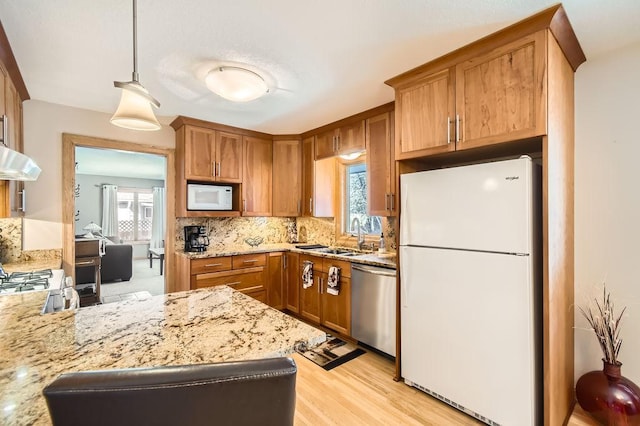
[576, 285, 640, 425]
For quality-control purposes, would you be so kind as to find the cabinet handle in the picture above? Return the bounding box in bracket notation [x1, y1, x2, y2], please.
[76, 261, 95, 266]
[390, 193, 395, 211]
[283, 255, 287, 269]
[205, 263, 222, 267]
[1, 114, 7, 146]
[243, 259, 257, 264]
[18, 189, 26, 212]
[337, 135, 340, 152]
[225, 281, 241, 287]
[309, 198, 313, 214]
[297, 199, 301, 215]
[217, 162, 221, 177]
[384, 193, 389, 210]
[243, 199, 247, 211]
[447, 116, 451, 144]
[211, 163, 215, 177]
[318, 277, 322, 294]
[456, 114, 461, 143]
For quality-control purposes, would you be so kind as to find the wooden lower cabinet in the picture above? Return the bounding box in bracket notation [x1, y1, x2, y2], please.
[285, 252, 300, 313]
[298, 254, 351, 335]
[267, 252, 285, 309]
[189, 253, 267, 302]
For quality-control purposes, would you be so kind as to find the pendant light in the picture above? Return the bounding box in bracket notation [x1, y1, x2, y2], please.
[111, 0, 161, 131]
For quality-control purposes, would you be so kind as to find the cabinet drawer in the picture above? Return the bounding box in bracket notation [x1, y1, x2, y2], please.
[76, 239, 100, 257]
[191, 257, 232, 274]
[232, 253, 266, 269]
[320, 258, 351, 278]
[193, 266, 266, 293]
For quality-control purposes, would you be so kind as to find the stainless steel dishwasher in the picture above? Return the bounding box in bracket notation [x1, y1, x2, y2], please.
[351, 263, 396, 357]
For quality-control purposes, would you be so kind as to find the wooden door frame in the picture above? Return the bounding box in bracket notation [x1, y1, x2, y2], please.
[61, 133, 176, 293]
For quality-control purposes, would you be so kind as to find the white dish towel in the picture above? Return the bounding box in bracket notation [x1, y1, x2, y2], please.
[327, 266, 341, 295]
[302, 262, 313, 289]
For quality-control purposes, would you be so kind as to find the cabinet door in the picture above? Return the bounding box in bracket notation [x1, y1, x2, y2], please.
[215, 131, 243, 183]
[285, 252, 300, 313]
[337, 120, 365, 155]
[301, 136, 315, 217]
[313, 157, 335, 218]
[184, 126, 216, 181]
[273, 139, 302, 216]
[396, 68, 455, 160]
[455, 32, 546, 150]
[366, 112, 395, 217]
[242, 136, 272, 216]
[314, 129, 337, 160]
[0, 65, 9, 218]
[267, 252, 285, 309]
[299, 255, 321, 323]
[321, 275, 351, 336]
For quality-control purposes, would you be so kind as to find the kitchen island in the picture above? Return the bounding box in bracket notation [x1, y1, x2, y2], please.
[0, 286, 326, 425]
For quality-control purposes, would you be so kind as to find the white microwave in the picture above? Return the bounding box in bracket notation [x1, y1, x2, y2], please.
[187, 184, 233, 211]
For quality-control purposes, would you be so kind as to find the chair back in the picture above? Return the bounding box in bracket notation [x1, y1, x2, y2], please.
[43, 357, 297, 426]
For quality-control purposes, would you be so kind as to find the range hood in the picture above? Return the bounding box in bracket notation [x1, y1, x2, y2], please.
[0, 145, 41, 181]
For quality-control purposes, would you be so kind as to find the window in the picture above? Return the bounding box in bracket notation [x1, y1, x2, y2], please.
[344, 162, 381, 235]
[117, 188, 153, 242]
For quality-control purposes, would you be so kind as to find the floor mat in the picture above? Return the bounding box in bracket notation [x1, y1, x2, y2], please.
[296, 336, 365, 371]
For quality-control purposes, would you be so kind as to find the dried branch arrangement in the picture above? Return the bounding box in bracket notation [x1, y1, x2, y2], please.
[579, 285, 626, 365]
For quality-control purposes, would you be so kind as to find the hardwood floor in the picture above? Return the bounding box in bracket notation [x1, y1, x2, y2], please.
[293, 350, 595, 425]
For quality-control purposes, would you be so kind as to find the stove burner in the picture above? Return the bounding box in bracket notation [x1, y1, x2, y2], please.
[0, 269, 53, 293]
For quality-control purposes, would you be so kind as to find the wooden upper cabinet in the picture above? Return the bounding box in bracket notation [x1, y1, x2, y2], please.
[315, 121, 365, 160]
[395, 69, 455, 159]
[367, 112, 396, 216]
[242, 136, 272, 216]
[301, 136, 315, 216]
[183, 126, 243, 183]
[184, 126, 216, 181]
[456, 32, 546, 150]
[273, 139, 302, 216]
[216, 131, 243, 183]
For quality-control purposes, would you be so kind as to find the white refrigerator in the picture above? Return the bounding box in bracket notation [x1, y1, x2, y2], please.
[399, 157, 540, 426]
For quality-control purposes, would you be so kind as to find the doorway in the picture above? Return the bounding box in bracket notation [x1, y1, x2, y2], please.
[61, 133, 176, 293]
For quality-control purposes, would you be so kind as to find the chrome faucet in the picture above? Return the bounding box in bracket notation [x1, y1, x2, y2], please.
[350, 217, 365, 250]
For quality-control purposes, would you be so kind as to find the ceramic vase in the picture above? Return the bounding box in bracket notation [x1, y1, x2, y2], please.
[576, 360, 640, 425]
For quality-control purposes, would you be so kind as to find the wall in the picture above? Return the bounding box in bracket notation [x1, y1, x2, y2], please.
[21, 100, 175, 250]
[574, 42, 640, 383]
[75, 174, 164, 232]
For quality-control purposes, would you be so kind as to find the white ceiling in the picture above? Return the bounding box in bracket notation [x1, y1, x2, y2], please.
[0, 0, 639, 134]
[75, 146, 166, 180]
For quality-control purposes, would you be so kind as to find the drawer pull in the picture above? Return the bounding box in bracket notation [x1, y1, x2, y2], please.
[76, 261, 95, 266]
[242, 260, 258, 264]
[205, 263, 223, 267]
[225, 281, 241, 287]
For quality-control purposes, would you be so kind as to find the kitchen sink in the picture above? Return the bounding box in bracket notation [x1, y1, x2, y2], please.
[295, 244, 361, 257]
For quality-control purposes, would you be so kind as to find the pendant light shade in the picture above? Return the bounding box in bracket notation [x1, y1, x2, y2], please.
[111, 82, 161, 131]
[205, 66, 269, 102]
[110, 0, 161, 131]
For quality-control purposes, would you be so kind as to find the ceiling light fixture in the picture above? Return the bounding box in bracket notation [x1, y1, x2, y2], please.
[204, 66, 269, 102]
[110, 0, 161, 131]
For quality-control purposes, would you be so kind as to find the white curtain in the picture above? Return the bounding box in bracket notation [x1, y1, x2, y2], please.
[101, 184, 118, 238]
[151, 186, 165, 248]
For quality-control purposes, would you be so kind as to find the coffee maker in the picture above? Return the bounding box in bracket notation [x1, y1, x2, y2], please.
[184, 225, 209, 252]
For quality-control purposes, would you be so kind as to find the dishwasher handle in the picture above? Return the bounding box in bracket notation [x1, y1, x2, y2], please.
[352, 264, 396, 277]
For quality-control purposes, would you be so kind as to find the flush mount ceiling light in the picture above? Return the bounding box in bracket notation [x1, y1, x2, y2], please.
[204, 66, 269, 102]
[110, 0, 161, 131]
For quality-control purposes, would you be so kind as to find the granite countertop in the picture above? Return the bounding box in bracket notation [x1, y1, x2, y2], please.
[2, 259, 63, 273]
[0, 286, 326, 425]
[177, 243, 397, 269]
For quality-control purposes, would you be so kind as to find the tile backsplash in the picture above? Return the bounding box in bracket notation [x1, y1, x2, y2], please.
[0, 218, 23, 263]
[175, 216, 396, 252]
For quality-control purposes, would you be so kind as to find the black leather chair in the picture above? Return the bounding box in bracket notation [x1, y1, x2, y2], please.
[43, 357, 297, 426]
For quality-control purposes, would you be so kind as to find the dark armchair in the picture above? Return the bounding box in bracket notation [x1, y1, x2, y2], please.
[42, 357, 297, 426]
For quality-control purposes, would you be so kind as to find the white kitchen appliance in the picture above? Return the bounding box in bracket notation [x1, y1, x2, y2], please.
[399, 157, 540, 425]
[187, 183, 232, 211]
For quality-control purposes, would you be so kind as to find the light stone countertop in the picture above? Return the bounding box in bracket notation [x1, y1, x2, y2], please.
[177, 243, 397, 269]
[2, 259, 63, 273]
[0, 286, 326, 425]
